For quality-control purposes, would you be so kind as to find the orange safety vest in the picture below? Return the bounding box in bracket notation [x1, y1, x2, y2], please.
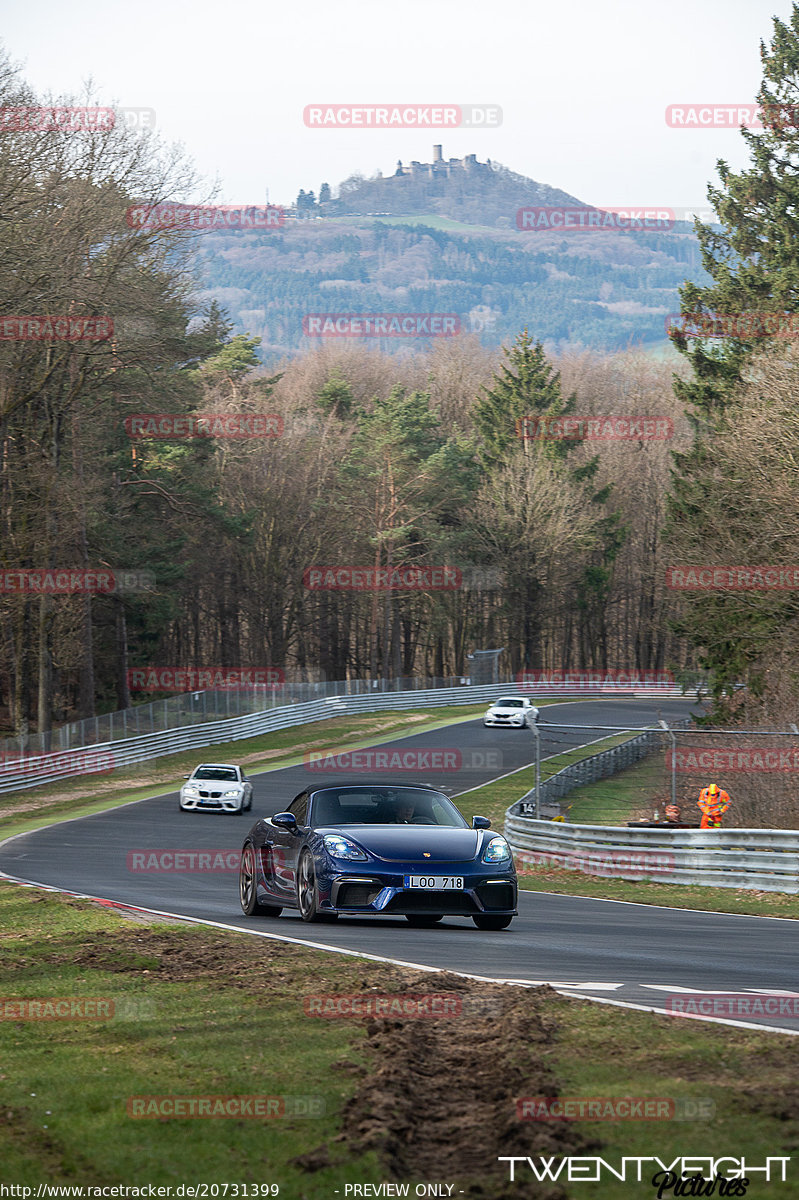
[697, 787, 730, 828]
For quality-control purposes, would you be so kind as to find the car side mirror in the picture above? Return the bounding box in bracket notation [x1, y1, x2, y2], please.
[183, 775, 191, 780]
[272, 812, 299, 832]
[472, 816, 491, 829]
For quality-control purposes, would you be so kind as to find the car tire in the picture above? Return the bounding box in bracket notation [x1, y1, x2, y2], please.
[297, 850, 323, 922]
[405, 914, 443, 927]
[472, 914, 513, 931]
[239, 843, 283, 917]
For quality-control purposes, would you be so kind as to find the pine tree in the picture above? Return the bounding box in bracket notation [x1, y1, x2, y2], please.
[472, 328, 575, 468]
[671, 5, 799, 419]
[667, 6, 799, 707]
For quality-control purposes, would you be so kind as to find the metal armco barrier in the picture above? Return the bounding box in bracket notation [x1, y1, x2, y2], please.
[513, 730, 661, 811]
[0, 682, 697, 796]
[504, 816, 799, 893]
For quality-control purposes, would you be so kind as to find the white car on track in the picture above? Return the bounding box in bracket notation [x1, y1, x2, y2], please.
[179, 763, 253, 814]
[483, 696, 539, 729]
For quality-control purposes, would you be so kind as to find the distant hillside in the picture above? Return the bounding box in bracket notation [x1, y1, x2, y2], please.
[193, 149, 711, 359]
[315, 147, 585, 228]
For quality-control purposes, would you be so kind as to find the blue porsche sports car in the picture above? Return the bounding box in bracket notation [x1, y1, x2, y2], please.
[238, 782, 517, 930]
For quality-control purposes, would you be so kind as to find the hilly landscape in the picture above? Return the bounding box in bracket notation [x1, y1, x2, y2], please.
[195, 147, 712, 360]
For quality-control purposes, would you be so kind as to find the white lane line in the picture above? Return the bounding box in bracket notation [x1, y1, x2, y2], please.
[553, 991, 799, 1037]
[2, 870, 795, 1034]
[641, 984, 761, 994]
[523, 888, 799, 923]
[499, 980, 625, 990]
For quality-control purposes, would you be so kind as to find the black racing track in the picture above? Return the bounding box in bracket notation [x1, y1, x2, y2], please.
[2, 698, 798, 1032]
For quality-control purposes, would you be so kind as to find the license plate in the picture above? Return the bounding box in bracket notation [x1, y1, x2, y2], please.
[404, 875, 464, 890]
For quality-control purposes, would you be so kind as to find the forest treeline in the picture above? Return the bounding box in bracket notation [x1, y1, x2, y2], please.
[5, 1, 799, 740]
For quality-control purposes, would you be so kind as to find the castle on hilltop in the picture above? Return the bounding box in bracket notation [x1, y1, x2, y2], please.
[394, 145, 492, 179]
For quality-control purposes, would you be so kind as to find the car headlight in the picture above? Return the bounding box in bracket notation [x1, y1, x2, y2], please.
[183, 786, 199, 795]
[222, 789, 241, 798]
[323, 834, 368, 861]
[483, 835, 512, 863]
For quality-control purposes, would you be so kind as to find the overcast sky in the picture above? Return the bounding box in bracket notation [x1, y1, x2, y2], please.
[2, 0, 794, 212]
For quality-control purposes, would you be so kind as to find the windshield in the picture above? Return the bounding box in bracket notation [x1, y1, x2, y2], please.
[309, 787, 469, 828]
[496, 698, 524, 708]
[194, 766, 238, 781]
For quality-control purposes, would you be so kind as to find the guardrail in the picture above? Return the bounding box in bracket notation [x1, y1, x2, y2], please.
[0, 677, 703, 759]
[509, 720, 694, 816]
[0, 681, 700, 797]
[503, 816, 799, 893]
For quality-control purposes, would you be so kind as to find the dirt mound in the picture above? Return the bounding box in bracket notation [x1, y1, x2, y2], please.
[325, 982, 598, 1199]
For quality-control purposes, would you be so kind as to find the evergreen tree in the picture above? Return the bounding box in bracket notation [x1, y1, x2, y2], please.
[667, 6, 799, 706]
[472, 328, 576, 468]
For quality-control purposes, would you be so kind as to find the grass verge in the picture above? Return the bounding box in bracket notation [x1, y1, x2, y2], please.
[0, 703, 501, 840]
[0, 882, 797, 1198]
[515, 864, 799, 919]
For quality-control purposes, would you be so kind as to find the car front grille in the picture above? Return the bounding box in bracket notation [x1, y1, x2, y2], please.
[384, 891, 477, 915]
